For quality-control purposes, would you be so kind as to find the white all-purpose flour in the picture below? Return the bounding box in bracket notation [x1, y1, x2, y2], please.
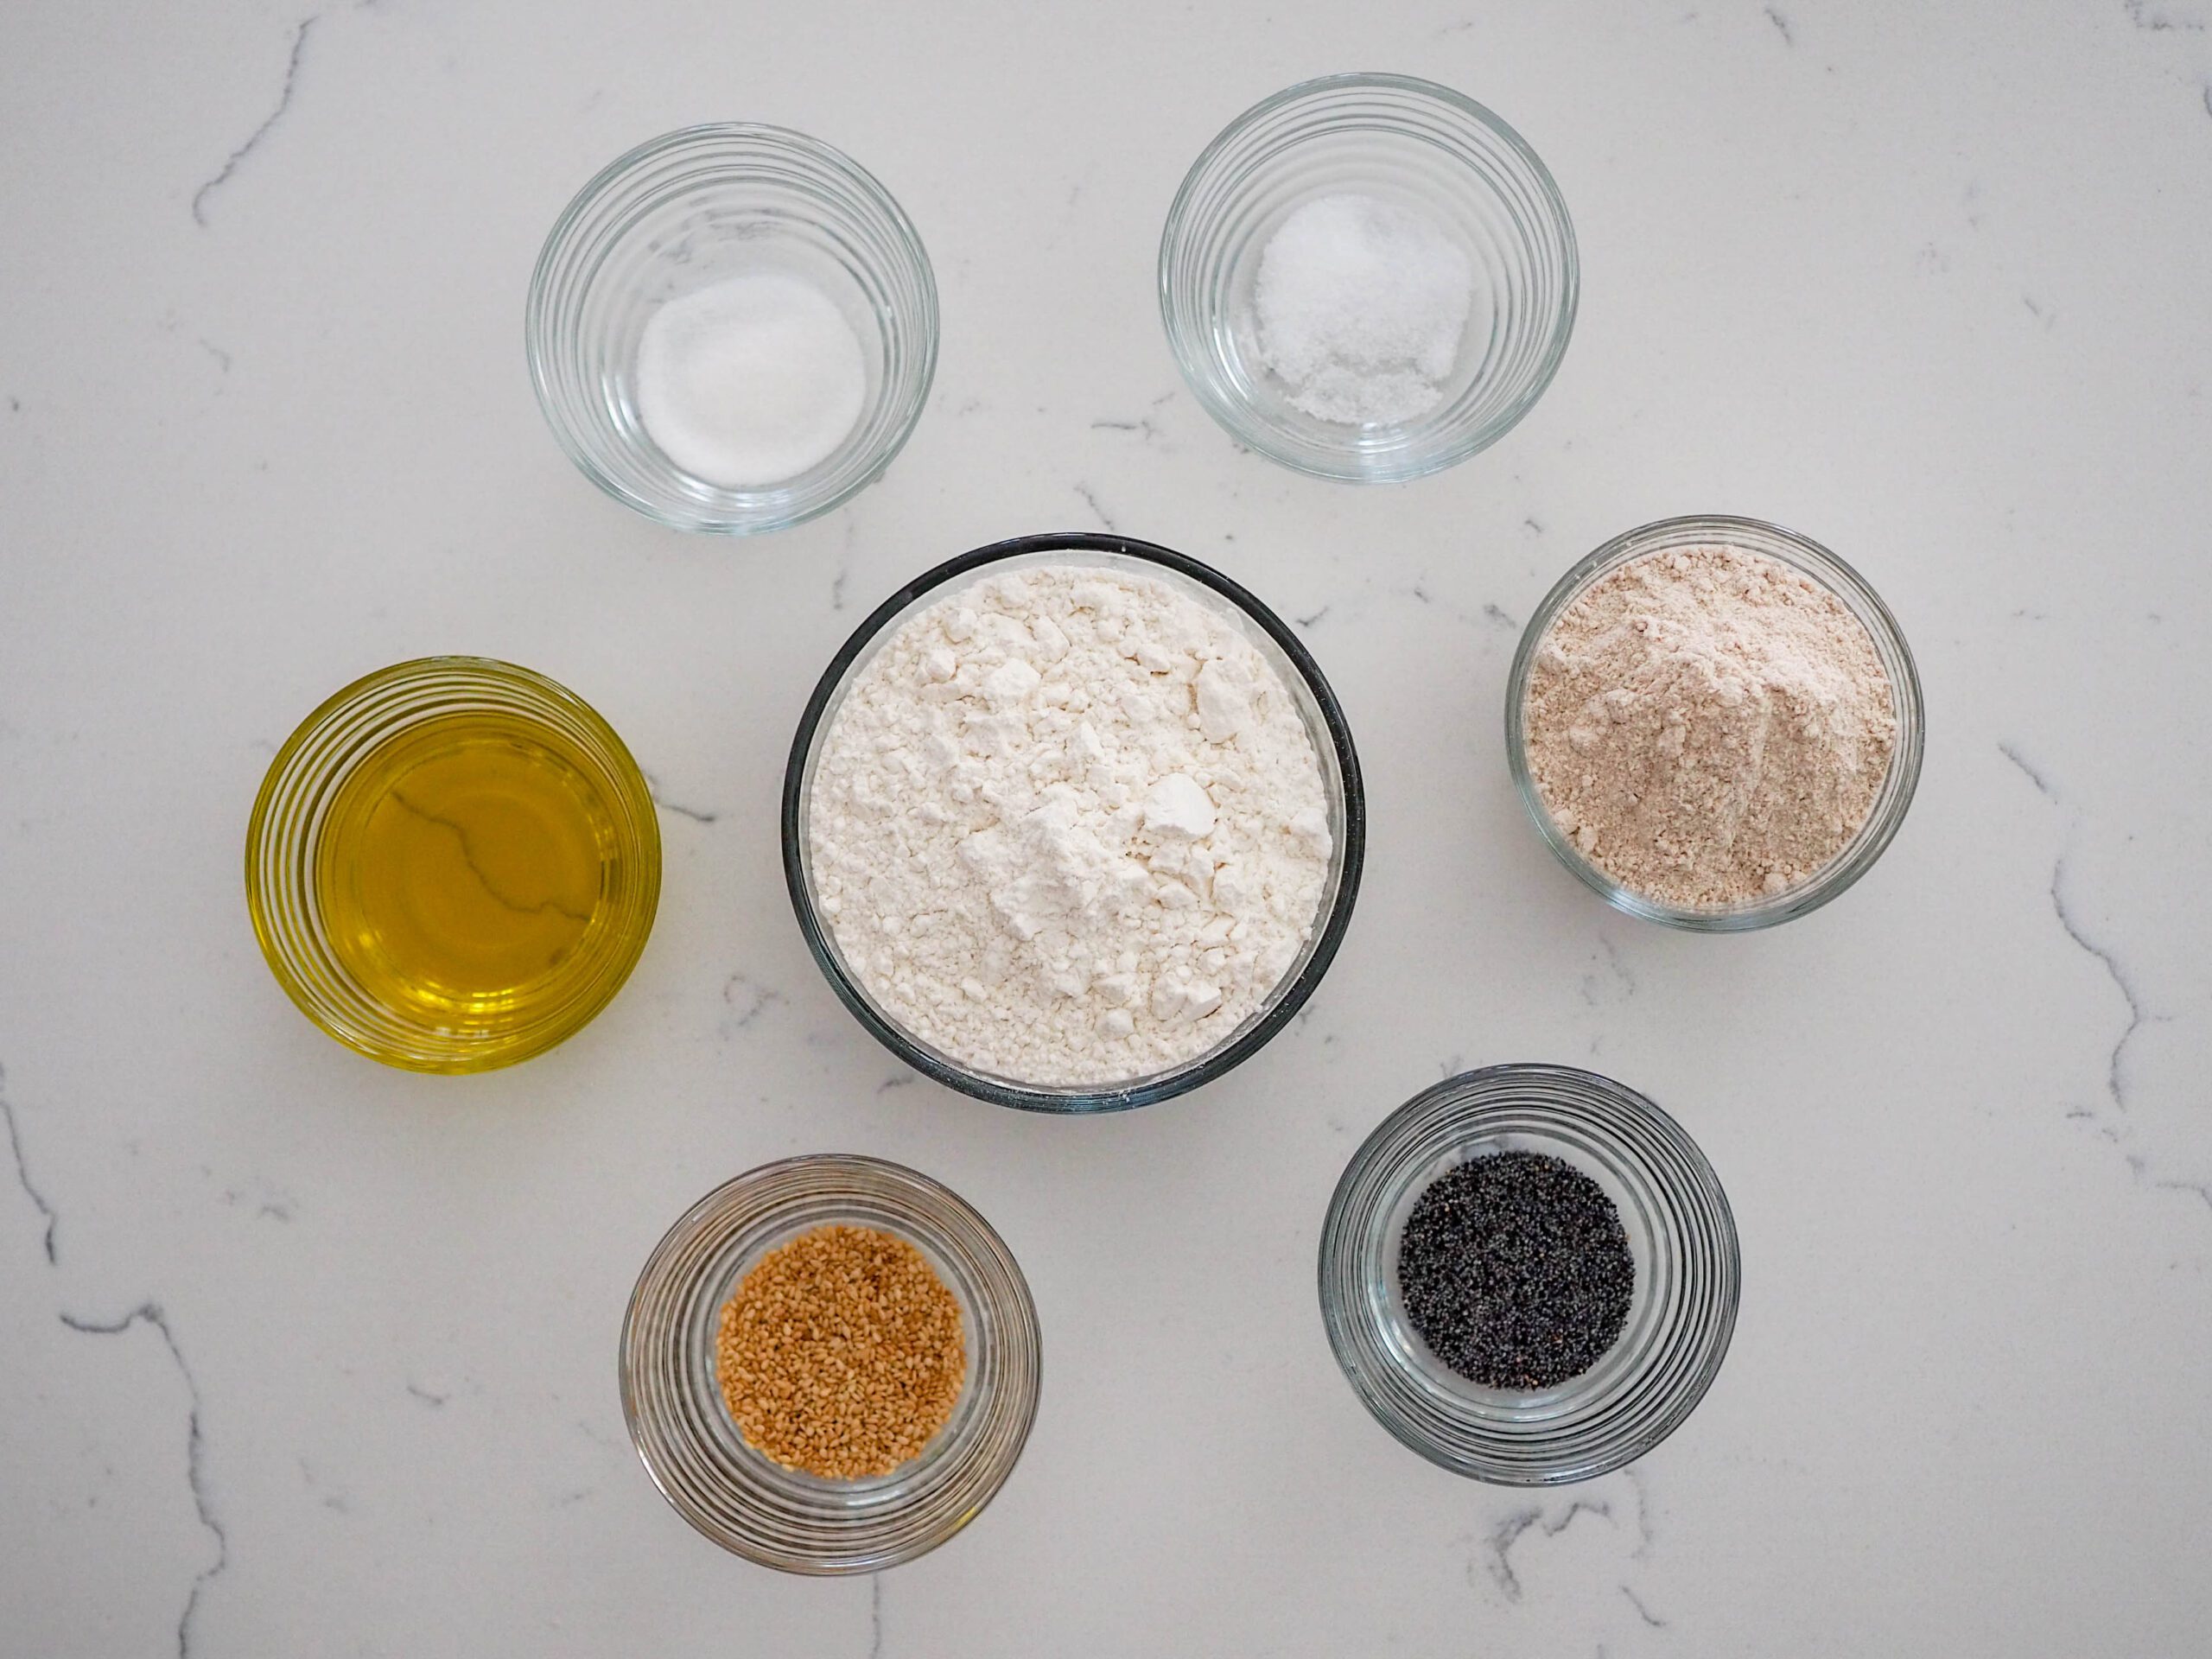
[809, 563, 1333, 1087]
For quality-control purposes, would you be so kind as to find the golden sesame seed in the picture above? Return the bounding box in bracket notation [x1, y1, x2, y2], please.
[713, 1224, 966, 1481]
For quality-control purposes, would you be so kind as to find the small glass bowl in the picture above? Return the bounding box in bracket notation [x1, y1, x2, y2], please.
[783, 531, 1367, 1114]
[526, 124, 938, 534]
[245, 657, 660, 1072]
[1506, 515, 1924, 931]
[1159, 73, 1577, 482]
[1319, 1065, 1738, 1485]
[620, 1155, 1040, 1574]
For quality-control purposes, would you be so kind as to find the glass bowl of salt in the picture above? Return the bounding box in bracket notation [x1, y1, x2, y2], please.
[1159, 73, 1577, 483]
[528, 124, 938, 534]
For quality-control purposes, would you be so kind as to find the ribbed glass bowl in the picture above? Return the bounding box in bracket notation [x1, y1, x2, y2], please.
[527, 124, 938, 534]
[1319, 1065, 1738, 1485]
[782, 531, 1366, 1113]
[244, 657, 660, 1072]
[1506, 515, 1924, 931]
[1159, 73, 1576, 482]
[620, 1155, 1040, 1574]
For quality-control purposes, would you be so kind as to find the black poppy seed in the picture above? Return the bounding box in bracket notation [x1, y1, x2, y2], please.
[1395, 1151, 1635, 1392]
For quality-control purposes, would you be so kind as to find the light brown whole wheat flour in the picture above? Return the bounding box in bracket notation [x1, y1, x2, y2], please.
[1522, 544, 1897, 909]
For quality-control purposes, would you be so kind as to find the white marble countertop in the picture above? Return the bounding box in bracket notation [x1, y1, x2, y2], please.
[5, 1, 2210, 1653]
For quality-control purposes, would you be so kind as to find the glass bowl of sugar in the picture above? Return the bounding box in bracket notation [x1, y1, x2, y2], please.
[528, 124, 938, 534]
[1159, 73, 1578, 483]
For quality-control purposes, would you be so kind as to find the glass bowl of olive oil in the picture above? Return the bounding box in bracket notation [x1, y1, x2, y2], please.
[246, 658, 661, 1072]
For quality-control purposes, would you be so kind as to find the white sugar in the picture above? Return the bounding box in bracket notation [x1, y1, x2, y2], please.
[1251, 194, 1472, 426]
[634, 273, 868, 487]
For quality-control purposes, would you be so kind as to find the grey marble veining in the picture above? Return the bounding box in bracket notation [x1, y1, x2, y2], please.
[3, 0, 2211, 1653]
[189, 16, 316, 230]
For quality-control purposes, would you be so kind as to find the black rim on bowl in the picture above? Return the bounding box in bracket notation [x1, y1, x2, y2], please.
[782, 531, 1367, 1113]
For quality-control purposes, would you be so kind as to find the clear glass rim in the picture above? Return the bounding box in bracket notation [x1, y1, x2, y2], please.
[1318, 1065, 1740, 1484]
[524, 122, 939, 535]
[1505, 515, 1926, 931]
[619, 1154, 1040, 1574]
[243, 655, 662, 1072]
[781, 531, 1368, 1113]
[1158, 70, 1579, 483]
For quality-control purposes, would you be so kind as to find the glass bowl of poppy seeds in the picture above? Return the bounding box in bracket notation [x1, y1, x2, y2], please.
[620, 1154, 1040, 1573]
[1318, 1065, 1738, 1485]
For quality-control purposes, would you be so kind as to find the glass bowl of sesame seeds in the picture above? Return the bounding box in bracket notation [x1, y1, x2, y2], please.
[620, 1154, 1040, 1573]
[1318, 1065, 1738, 1485]
[782, 531, 1366, 1114]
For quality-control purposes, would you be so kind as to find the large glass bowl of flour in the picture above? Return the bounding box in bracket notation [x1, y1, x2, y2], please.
[784, 533, 1366, 1113]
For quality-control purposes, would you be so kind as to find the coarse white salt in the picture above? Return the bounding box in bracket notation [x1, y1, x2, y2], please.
[634, 272, 868, 487]
[1251, 194, 1472, 426]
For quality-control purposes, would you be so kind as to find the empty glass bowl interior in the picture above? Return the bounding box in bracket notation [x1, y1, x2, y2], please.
[1505, 515, 1925, 931]
[1319, 1065, 1738, 1485]
[782, 532, 1366, 1114]
[1160, 72, 1577, 482]
[527, 123, 938, 533]
[245, 657, 660, 1073]
[620, 1155, 1040, 1574]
